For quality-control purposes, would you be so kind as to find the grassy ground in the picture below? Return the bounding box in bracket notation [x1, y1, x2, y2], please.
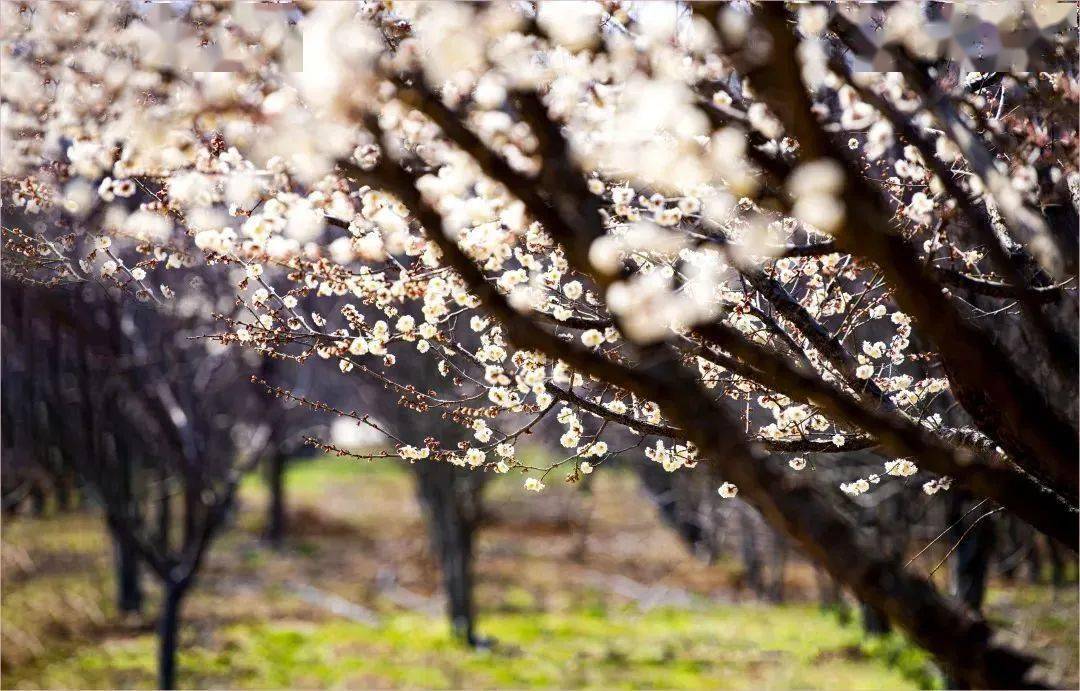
[1, 458, 1073, 689]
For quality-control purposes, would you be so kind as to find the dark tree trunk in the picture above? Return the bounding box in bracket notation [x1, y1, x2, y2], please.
[1042, 203, 1079, 278]
[739, 510, 764, 597]
[1046, 537, 1066, 587]
[113, 529, 143, 615]
[571, 481, 594, 563]
[634, 462, 706, 551]
[768, 536, 788, 603]
[946, 494, 997, 689]
[997, 518, 1026, 582]
[110, 441, 142, 615]
[54, 472, 72, 512]
[861, 602, 892, 635]
[412, 463, 480, 645]
[264, 453, 287, 548]
[950, 498, 996, 612]
[442, 522, 475, 644]
[1026, 534, 1044, 583]
[30, 483, 45, 516]
[157, 476, 171, 553]
[157, 582, 187, 690]
[815, 568, 852, 625]
[815, 567, 843, 609]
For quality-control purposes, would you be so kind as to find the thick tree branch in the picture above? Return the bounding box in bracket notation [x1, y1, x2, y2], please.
[837, 56, 1077, 377]
[730, 4, 1079, 500]
[371, 144, 1045, 686]
[380, 58, 1079, 543]
[360, 108, 1049, 689]
[693, 320, 1077, 547]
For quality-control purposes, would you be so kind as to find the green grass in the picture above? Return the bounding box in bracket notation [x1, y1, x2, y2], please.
[18, 456, 1079, 690]
[7, 607, 929, 689]
[241, 454, 403, 495]
[984, 584, 1079, 683]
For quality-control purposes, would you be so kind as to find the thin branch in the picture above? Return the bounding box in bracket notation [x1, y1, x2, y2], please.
[928, 507, 1004, 577]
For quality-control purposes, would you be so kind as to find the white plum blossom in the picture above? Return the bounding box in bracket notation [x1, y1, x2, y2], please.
[3, 0, 1064, 566]
[885, 459, 919, 477]
[581, 329, 604, 348]
[524, 477, 546, 492]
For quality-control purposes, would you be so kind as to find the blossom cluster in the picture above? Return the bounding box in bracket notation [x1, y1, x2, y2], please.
[2, 0, 1075, 504]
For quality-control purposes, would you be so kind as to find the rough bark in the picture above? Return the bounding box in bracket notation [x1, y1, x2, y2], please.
[388, 67, 1078, 547]
[745, 5, 1079, 499]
